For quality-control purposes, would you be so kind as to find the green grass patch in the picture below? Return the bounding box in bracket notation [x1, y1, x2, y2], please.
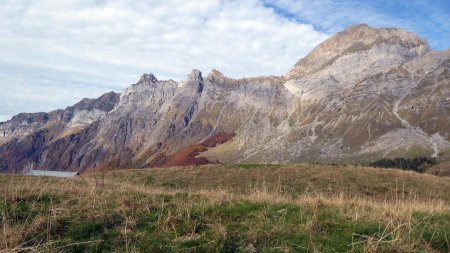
[2, 165, 450, 252]
[225, 163, 282, 169]
[413, 212, 450, 252]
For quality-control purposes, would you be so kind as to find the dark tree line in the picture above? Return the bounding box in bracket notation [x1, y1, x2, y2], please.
[370, 157, 436, 173]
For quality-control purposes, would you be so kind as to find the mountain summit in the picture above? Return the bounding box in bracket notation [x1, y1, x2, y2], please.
[1, 24, 449, 173]
[287, 24, 429, 79]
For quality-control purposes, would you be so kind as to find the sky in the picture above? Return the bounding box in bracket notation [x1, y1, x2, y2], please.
[1, 0, 449, 122]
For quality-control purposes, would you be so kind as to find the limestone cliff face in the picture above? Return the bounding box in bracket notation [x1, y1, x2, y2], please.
[0, 91, 119, 146]
[0, 24, 449, 172]
[276, 24, 449, 162]
[286, 24, 429, 80]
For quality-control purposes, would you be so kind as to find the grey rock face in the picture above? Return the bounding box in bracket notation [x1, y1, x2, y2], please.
[1, 24, 449, 172]
[0, 92, 120, 145]
[0, 112, 52, 144]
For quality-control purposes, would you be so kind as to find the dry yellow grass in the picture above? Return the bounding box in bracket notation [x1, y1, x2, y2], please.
[1, 164, 449, 252]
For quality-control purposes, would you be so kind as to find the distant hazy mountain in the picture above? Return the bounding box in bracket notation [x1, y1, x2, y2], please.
[1, 24, 449, 173]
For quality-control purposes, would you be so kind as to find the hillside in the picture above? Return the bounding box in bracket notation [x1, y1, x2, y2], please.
[1, 164, 450, 252]
[0, 24, 449, 173]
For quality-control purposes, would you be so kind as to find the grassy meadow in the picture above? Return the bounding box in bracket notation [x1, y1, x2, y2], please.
[1, 164, 450, 252]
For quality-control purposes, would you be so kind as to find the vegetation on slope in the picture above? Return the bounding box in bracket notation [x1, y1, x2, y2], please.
[150, 132, 235, 168]
[370, 156, 437, 173]
[1, 164, 450, 252]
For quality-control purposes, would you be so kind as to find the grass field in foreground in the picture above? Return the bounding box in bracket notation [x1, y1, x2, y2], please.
[1, 164, 450, 252]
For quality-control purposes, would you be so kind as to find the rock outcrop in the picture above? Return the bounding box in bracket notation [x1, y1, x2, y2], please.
[1, 24, 449, 173]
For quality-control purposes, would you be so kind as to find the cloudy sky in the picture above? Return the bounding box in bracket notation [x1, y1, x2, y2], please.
[1, 0, 449, 122]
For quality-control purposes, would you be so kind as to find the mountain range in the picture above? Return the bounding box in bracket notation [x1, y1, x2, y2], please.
[1, 24, 449, 173]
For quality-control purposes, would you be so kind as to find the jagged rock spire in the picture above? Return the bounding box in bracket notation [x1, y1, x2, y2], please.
[139, 73, 158, 83]
[185, 69, 203, 93]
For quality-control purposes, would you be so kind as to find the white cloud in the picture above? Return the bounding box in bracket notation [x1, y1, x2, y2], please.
[262, 0, 450, 49]
[0, 0, 330, 121]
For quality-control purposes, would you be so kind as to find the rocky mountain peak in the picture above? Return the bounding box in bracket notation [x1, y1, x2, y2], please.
[287, 24, 430, 79]
[183, 69, 203, 92]
[328, 24, 428, 50]
[205, 69, 230, 84]
[188, 69, 202, 82]
[208, 69, 225, 77]
[139, 73, 158, 83]
[69, 91, 120, 112]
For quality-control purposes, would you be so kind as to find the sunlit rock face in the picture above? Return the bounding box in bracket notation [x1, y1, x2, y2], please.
[278, 24, 449, 162]
[1, 24, 449, 172]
